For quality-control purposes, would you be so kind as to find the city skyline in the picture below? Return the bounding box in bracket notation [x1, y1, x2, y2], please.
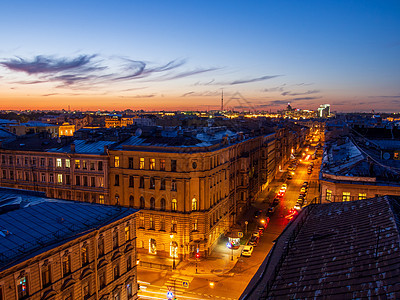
[0, 1, 399, 112]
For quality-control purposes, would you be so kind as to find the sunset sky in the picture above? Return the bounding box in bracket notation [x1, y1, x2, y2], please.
[0, 1, 399, 112]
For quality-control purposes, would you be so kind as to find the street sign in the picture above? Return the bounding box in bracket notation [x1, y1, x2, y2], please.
[182, 280, 189, 288]
[238, 232, 243, 238]
[167, 291, 173, 299]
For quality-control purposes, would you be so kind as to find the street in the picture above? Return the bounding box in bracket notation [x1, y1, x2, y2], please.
[138, 134, 323, 300]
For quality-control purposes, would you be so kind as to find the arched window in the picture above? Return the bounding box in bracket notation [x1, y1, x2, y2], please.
[171, 199, 177, 211]
[149, 177, 155, 189]
[129, 195, 134, 207]
[140, 196, 145, 209]
[160, 198, 166, 211]
[192, 198, 197, 211]
[150, 197, 155, 210]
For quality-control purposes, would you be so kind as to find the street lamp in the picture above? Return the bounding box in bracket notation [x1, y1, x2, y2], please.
[170, 234, 176, 270]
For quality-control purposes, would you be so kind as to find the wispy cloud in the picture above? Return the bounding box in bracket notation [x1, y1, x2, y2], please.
[180, 90, 221, 97]
[281, 90, 320, 96]
[290, 96, 321, 101]
[194, 75, 282, 86]
[0, 54, 219, 90]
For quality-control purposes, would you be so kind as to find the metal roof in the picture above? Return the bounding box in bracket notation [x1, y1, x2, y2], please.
[48, 139, 116, 154]
[0, 188, 137, 271]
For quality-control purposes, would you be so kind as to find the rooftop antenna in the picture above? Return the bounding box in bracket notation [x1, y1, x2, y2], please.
[221, 89, 224, 111]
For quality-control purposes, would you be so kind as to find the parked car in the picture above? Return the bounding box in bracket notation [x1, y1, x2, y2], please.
[272, 198, 280, 206]
[294, 202, 302, 211]
[281, 183, 287, 190]
[252, 231, 260, 238]
[248, 236, 259, 246]
[254, 210, 262, 218]
[300, 186, 307, 193]
[303, 181, 309, 186]
[242, 245, 254, 257]
[267, 206, 276, 215]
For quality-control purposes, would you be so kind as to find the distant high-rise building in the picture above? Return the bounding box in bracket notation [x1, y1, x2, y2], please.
[317, 104, 330, 118]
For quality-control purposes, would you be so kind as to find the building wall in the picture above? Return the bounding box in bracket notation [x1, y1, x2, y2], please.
[0, 213, 138, 300]
[0, 151, 110, 204]
[109, 135, 271, 260]
[320, 177, 400, 203]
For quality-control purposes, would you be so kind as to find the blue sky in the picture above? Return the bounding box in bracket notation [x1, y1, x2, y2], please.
[0, 0, 399, 112]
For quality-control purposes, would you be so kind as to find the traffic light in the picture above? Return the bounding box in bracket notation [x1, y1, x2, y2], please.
[195, 252, 200, 259]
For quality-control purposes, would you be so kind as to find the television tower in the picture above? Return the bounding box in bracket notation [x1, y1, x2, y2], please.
[221, 89, 224, 111]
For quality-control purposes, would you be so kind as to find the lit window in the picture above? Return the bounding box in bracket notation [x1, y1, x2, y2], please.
[342, 192, 351, 202]
[62, 253, 71, 276]
[149, 216, 155, 229]
[17, 276, 29, 299]
[192, 198, 197, 211]
[114, 156, 120, 168]
[65, 159, 70, 168]
[139, 157, 145, 169]
[57, 174, 63, 184]
[99, 177, 104, 187]
[41, 262, 51, 287]
[150, 158, 155, 170]
[81, 243, 89, 265]
[56, 158, 62, 168]
[82, 160, 87, 169]
[149, 239, 157, 254]
[172, 199, 177, 211]
[326, 189, 332, 201]
[160, 159, 166, 171]
[99, 195, 104, 204]
[125, 225, 130, 242]
[75, 159, 80, 169]
[358, 193, 367, 200]
[193, 219, 198, 231]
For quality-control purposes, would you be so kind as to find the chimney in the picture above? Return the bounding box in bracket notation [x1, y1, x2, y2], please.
[104, 145, 109, 154]
[70, 143, 75, 153]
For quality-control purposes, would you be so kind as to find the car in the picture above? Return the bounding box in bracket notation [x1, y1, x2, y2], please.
[248, 236, 259, 246]
[307, 170, 312, 174]
[272, 198, 280, 206]
[277, 190, 285, 197]
[281, 183, 287, 190]
[300, 186, 307, 193]
[254, 210, 262, 218]
[303, 181, 309, 186]
[287, 174, 293, 180]
[242, 245, 254, 257]
[252, 231, 260, 238]
[267, 206, 276, 215]
[299, 191, 306, 198]
[294, 203, 302, 211]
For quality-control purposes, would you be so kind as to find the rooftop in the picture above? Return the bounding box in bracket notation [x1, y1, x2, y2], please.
[242, 196, 400, 299]
[0, 187, 137, 272]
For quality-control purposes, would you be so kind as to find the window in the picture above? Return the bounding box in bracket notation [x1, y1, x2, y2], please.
[98, 161, 103, 171]
[149, 216, 155, 229]
[192, 198, 197, 211]
[82, 281, 90, 300]
[193, 219, 198, 231]
[160, 159, 166, 171]
[115, 174, 119, 186]
[139, 214, 145, 228]
[126, 255, 132, 271]
[326, 189, 332, 201]
[49, 173, 54, 183]
[17, 276, 28, 299]
[65, 159, 70, 168]
[171, 219, 177, 233]
[76, 176, 80, 186]
[139, 176, 144, 188]
[75, 159, 80, 169]
[10, 170, 14, 180]
[91, 177, 95, 187]
[129, 195, 134, 207]
[171, 179, 177, 191]
[57, 174, 63, 184]
[140, 197, 145, 209]
[150, 158, 155, 170]
[160, 216, 165, 231]
[90, 162, 95, 170]
[48, 158, 53, 167]
[2, 170, 6, 179]
[172, 199, 177, 211]
[359, 193, 367, 200]
[113, 229, 119, 249]
[56, 158, 62, 167]
[1, 155, 4, 164]
[99, 195, 104, 204]
[41, 262, 51, 287]
[62, 253, 71, 276]
[171, 159, 177, 171]
[113, 264, 120, 280]
[81, 243, 89, 266]
[99, 272, 106, 289]
[160, 198, 166, 211]
[9, 156, 13, 165]
[99, 177, 104, 187]
[160, 178, 166, 190]
[83, 160, 87, 170]
[342, 192, 351, 202]
[25, 157, 28, 165]
[66, 174, 70, 185]
[41, 158, 46, 167]
[114, 156, 120, 168]
[139, 157, 145, 169]
[149, 239, 157, 254]
[125, 225, 130, 242]
[149, 177, 155, 189]
[122, 157, 131, 170]
[31, 157, 36, 166]
[129, 176, 134, 187]
[127, 282, 133, 298]
[24, 172, 29, 181]
[98, 237, 105, 256]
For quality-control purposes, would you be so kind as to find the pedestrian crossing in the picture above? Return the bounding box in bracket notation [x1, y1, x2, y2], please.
[160, 274, 194, 295]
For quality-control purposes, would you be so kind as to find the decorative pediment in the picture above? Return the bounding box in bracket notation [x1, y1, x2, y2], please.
[80, 267, 93, 280]
[61, 277, 76, 290]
